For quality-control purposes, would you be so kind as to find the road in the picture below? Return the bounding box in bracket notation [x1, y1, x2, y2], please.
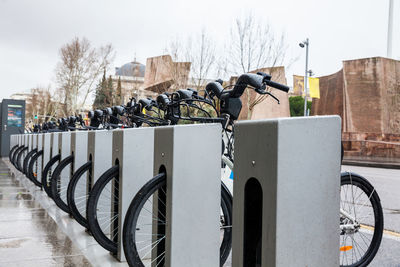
[342, 165, 400, 266]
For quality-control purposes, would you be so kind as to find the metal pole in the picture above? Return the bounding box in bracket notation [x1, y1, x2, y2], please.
[387, 0, 394, 58]
[303, 38, 309, 116]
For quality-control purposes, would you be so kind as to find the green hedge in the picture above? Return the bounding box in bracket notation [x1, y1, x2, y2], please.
[289, 96, 312, 117]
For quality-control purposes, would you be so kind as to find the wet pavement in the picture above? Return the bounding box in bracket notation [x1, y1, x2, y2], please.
[0, 160, 91, 267]
[0, 159, 126, 267]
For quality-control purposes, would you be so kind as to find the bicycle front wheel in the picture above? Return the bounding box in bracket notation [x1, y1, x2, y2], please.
[41, 154, 61, 199]
[86, 165, 119, 253]
[67, 161, 92, 228]
[50, 155, 74, 213]
[23, 149, 37, 176]
[340, 173, 383, 267]
[11, 146, 23, 167]
[122, 173, 233, 267]
[9, 145, 18, 163]
[28, 150, 43, 187]
[16, 147, 28, 172]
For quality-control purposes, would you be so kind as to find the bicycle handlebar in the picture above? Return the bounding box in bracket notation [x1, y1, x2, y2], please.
[264, 79, 290, 93]
[139, 98, 155, 111]
[207, 72, 289, 99]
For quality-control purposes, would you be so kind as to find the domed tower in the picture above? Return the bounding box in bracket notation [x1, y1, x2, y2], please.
[115, 61, 146, 78]
[113, 61, 156, 104]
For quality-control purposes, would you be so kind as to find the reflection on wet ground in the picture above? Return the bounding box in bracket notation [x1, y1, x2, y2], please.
[1, 159, 127, 267]
[0, 160, 91, 267]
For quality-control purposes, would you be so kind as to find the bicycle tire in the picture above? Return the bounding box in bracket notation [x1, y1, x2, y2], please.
[220, 182, 233, 264]
[50, 155, 74, 213]
[9, 145, 18, 162]
[23, 149, 37, 176]
[86, 165, 119, 253]
[67, 161, 92, 228]
[339, 173, 383, 267]
[16, 147, 28, 172]
[41, 154, 61, 199]
[28, 150, 43, 187]
[11, 146, 24, 166]
[122, 173, 233, 267]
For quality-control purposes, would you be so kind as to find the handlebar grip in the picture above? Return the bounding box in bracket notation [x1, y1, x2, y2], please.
[176, 89, 194, 100]
[156, 94, 170, 110]
[205, 81, 224, 98]
[104, 107, 113, 115]
[139, 98, 153, 111]
[230, 73, 264, 98]
[266, 80, 290, 93]
[94, 110, 103, 117]
[113, 106, 125, 115]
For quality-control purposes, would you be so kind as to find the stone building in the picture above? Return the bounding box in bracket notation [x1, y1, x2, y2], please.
[311, 57, 400, 159]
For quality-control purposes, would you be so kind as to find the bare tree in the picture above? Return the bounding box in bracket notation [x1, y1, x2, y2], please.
[226, 15, 289, 119]
[185, 29, 216, 90]
[55, 37, 114, 115]
[163, 39, 190, 91]
[165, 30, 216, 91]
[25, 86, 59, 128]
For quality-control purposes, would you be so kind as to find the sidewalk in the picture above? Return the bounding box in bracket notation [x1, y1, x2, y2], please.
[0, 159, 127, 267]
[0, 160, 91, 267]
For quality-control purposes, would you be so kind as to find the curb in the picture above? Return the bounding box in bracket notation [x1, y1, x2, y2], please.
[342, 160, 400, 170]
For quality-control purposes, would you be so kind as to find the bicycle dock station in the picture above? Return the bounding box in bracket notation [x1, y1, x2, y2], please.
[87, 130, 113, 187]
[232, 116, 341, 267]
[5, 118, 349, 267]
[35, 133, 43, 178]
[23, 133, 36, 175]
[42, 133, 51, 170]
[30, 133, 36, 151]
[112, 127, 155, 261]
[59, 132, 71, 161]
[36, 133, 43, 154]
[51, 132, 59, 160]
[71, 131, 89, 173]
[152, 124, 222, 267]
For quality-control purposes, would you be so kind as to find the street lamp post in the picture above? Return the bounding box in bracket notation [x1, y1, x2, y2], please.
[387, 0, 394, 58]
[299, 38, 309, 116]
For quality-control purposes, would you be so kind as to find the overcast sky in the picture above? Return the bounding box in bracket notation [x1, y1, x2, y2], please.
[0, 0, 399, 101]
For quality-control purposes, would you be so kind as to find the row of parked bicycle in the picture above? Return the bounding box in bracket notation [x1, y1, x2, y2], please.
[8, 72, 383, 267]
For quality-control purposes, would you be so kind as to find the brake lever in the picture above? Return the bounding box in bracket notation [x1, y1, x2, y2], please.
[256, 88, 280, 104]
[266, 92, 280, 104]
